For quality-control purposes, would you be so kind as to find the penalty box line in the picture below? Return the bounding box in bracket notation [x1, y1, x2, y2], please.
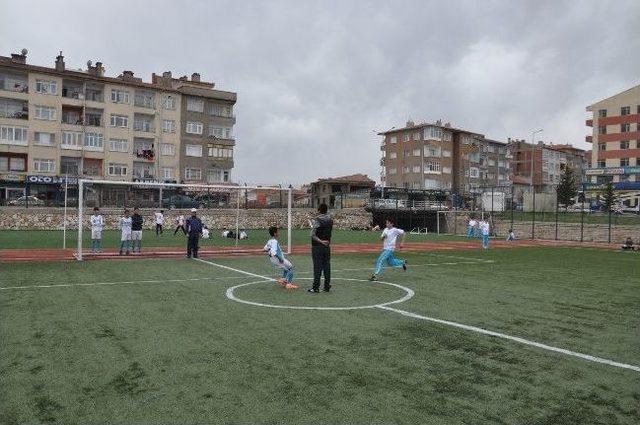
[194, 257, 639, 374]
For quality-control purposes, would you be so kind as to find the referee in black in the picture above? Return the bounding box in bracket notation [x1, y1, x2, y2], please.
[309, 203, 333, 293]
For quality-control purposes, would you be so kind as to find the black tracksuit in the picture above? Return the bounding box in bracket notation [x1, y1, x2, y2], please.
[311, 213, 333, 291]
[185, 216, 203, 258]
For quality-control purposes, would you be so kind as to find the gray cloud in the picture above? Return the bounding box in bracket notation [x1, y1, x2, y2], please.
[1, 0, 639, 185]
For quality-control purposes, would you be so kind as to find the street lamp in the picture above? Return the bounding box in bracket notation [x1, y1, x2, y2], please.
[530, 129, 543, 188]
[530, 128, 543, 239]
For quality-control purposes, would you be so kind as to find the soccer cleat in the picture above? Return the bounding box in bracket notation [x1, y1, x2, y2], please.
[369, 274, 377, 281]
[323, 285, 331, 292]
[277, 278, 288, 287]
[285, 283, 298, 290]
[307, 288, 319, 293]
[402, 260, 407, 271]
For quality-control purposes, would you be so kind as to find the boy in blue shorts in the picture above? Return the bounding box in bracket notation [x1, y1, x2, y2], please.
[264, 226, 298, 289]
[369, 218, 407, 281]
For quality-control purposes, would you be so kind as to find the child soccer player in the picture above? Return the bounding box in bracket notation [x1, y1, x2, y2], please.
[155, 210, 164, 235]
[479, 219, 490, 249]
[369, 218, 407, 281]
[263, 226, 297, 289]
[130, 207, 144, 253]
[174, 213, 186, 235]
[90, 207, 104, 253]
[506, 228, 516, 242]
[466, 216, 477, 238]
[202, 226, 210, 239]
[118, 209, 132, 255]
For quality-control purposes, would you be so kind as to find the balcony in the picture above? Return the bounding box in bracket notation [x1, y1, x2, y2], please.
[586, 119, 593, 127]
[85, 84, 104, 102]
[85, 108, 103, 127]
[62, 80, 84, 100]
[586, 135, 593, 143]
[61, 105, 84, 125]
[0, 98, 28, 119]
[133, 162, 155, 180]
[0, 73, 28, 93]
[133, 120, 155, 132]
[134, 91, 155, 109]
[134, 138, 155, 161]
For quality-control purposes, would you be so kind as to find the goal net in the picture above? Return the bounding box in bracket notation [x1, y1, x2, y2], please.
[75, 179, 293, 260]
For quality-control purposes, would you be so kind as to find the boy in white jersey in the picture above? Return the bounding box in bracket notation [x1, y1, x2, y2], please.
[90, 207, 104, 253]
[479, 219, 490, 249]
[369, 218, 407, 281]
[118, 209, 132, 255]
[467, 216, 477, 238]
[263, 226, 297, 289]
[174, 213, 186, 235]
[154, 210, 164, 236]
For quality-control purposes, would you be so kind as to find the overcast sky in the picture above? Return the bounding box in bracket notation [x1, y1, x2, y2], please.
[1, 0, 639, 185]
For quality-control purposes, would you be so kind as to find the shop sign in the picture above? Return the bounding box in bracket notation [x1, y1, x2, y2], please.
[27, 175, 78, 185]
[0, 173, 25, 182]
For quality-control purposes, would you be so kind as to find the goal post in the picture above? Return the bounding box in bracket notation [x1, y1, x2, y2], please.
[76, 179, 293, 260]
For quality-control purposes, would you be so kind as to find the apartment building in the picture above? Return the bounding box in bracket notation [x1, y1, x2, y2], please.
[152, 72, 236, 185]
[585, 84, 640, 187]
[379, 120, 509, 194]
[0, 49, 236, 205]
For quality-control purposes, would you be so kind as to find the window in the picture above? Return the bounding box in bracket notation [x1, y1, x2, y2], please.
[0, 125, 28, 145]
[110, 89, 130, 104]
[35, 79, 57, 95]
[412, 165, 421, 173]
[210, 126, 223, 138]
[620, 158, 630, 167]
[186, 144, 203, 157]
[425, 161, 441, 172]
[621, 140, 630, 150]
[108, 163, 127, 176]
[223, 127, 233, 139]
[423, 126, 443, 140]
[33, 132, 55, 147]
[389, 152, 397, 159]
[469, 167, 480, 178]
[402, 166, 410, 173]
[388, 168, 397, 175]
[162, 119, 175, 133]
[598, 109, 607, 118]
[488, 159, 496, 166]
[84, 132, 104, 150]
[187, 97, 204, 112]
[34, 105, 56, 121]
[424, 179, 440, 189]
[61, 131, 82, 149]
[442, 166, 452, 174]
[442, 150, 451, 157]
[108, 139, 129, 152]
[134, 91, 155, 108]
[110, 114, 128, 128]
[598, 125, 607, 135]
[621, 106, 630, 116]
[413, 132, 421, 140]
[162, 167, 173, 180]
[597, 160, 606, 168]
[162, 95, 176, 110]
[390, 136, 397, 144]
[186, 121, 203, 134]
[0, 155, 27, 172]
[403, 133, 410, 142]
[207, 144, 233, 158]
[34, 159, 55, 173]
[413, 148, 421, 156]
[598, 143, 606, 151]
[621, 123, 630, 133]
[209, 104, 233, 117]
[184, 168, 202, 180]
[161, 143, 175, 156]
[207, 168, 230, 183]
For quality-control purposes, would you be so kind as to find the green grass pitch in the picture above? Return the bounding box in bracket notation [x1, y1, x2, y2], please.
[1, 247, 639, 424]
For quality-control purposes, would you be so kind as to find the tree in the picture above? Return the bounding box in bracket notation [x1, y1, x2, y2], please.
[556, 166, 577, 207]
[601, 182, 617, 212]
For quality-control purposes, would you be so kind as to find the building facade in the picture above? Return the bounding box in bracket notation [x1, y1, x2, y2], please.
[379, 120, 510, 194]
[0, 49, 236, 205]
[309, 174, 376, 208]
[585, 84, 640, 187]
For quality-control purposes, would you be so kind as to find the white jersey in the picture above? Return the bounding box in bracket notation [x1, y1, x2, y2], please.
[119, 217, 132, 233]
[202, 228, 210, 239]
[264, 238, 283, 260]
[468, 219, 477, 228]
[382, 227, 404, 251]
[155, 212, 164, 225]
[176, 215, 184, 226]
[90, 214, 104, 230]
[479, 221, 490, 235]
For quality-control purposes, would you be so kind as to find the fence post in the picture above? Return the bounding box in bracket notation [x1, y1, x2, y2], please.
[608, 209, 612, 243]
[555, 197, 559, 240]
[580, 196, 585, 242]
[510, 190, 514, 231]
[531, 187, 536, 239]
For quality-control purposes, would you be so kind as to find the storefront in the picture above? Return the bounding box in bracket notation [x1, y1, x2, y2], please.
[0, 173, 26, 205]
[26, 175, 79, 206]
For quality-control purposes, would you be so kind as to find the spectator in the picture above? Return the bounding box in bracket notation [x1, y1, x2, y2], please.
[621, 237, 635, 251]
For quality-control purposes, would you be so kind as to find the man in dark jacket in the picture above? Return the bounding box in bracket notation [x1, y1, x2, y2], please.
[185, 208, 204, 258]
[131, 207, 144, 253]
[309, 203, 333, 293]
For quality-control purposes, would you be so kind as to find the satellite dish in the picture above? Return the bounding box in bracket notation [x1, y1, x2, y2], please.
[21, 48, 28, 56]
[87, 60, 92, 67]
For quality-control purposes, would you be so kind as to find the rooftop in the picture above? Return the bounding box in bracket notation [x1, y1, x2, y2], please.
[378, 119, 484, 137]
[313, 173, 376, 186]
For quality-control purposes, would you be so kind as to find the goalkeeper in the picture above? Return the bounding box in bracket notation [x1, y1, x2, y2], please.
[263, 226, 297, 289]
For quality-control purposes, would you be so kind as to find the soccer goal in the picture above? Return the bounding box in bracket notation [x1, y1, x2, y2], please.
[75, 179, 293, 260]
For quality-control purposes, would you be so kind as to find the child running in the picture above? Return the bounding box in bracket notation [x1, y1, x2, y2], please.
[479, 219, 490, 249]
[263, 226, 297, 289]
[369, 218, 407, 281]
[118, 209, 132, 255]
[90, 207, 104, 253]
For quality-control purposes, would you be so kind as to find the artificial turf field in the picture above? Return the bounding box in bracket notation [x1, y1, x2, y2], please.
[1, 246, 639, 424]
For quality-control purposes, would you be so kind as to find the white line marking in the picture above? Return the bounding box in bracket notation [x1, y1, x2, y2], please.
[226, 278, 415, 311]
[295, 260, 494, 275]
[424, 252, 494, 263]
[376, 305, 640, 373]
[0, 276, 247, 291]
[194, 258, 276, 280]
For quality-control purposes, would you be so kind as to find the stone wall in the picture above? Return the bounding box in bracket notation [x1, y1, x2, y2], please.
[445, 214, 640, 244]
[0, 207, 372, 231]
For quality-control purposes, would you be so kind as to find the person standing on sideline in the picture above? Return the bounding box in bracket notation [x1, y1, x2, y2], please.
[506, 228, 516, 242]
[174, 213, 186, 235]
[479, 218, 490, 249]
[185, 208, 203, 258]
[155, 210, 165, 235]
[90, 207, 104, 253]
[118, 209, 132, 255]
[466, 216, 477, 238]
[309, 203, 333, 293]
[369, 218, 407, 281]
[131, 207, 144, 253]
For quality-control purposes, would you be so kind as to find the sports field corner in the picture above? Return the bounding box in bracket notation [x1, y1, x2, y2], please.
[1, 231, 639, 424]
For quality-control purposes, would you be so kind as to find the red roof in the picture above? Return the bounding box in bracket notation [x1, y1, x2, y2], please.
[313, 173, 376, 186]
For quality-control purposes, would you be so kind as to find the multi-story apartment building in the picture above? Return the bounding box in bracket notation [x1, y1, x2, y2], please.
[379, 120, 509, 194]
[0, 49, 236, 205]
[585, 83, 640, 187]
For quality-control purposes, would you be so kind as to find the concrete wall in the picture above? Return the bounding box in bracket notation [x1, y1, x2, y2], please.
[0, 207, 372, 231]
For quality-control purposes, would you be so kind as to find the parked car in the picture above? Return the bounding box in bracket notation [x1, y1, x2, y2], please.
[8, 196, 45, 206]
[162, 195, 203, 209]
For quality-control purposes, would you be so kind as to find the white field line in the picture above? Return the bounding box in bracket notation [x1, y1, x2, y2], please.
[0, 275, 248, 291]
[422, 252, 494, 263]
[377, 305, 640, 373]
[194, 258, 277, 281]
[296, 260, 494, 275]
